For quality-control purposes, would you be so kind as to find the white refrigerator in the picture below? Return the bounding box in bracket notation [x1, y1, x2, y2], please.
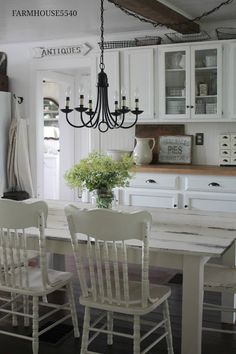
[0, 92, 11, 196]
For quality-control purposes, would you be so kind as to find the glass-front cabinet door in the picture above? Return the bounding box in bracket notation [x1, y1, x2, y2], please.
[159, 44, 222, 120]
[191, 44, 222, 119]
[159, 46, 190, 119]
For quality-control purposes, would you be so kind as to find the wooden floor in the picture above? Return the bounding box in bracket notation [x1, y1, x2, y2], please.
[0, 256, 236, 354]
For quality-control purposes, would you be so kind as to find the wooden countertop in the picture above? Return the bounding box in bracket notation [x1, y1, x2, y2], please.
[131, 164, 236, 176]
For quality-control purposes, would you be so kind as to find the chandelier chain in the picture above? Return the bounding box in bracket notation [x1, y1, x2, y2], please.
[100, 0, 105, 70]
[107, 0, 234, 28]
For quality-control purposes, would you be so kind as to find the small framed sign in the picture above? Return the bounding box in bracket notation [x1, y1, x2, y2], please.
[158, 135, 193, 164]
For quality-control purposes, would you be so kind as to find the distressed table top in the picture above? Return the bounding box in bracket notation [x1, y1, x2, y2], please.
[43, 200, 236, 258]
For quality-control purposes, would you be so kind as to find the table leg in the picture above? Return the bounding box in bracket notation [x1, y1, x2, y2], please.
[222, 241, 236, 323]
[181, 255, 209, 354]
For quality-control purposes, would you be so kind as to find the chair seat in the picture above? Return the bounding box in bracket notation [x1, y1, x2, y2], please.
[80, 281, 171, 315]
[204, 264, 236, 292]
[2, 267, 73, 296]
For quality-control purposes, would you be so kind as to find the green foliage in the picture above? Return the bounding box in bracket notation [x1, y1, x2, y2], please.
[64, 152, 133, 192]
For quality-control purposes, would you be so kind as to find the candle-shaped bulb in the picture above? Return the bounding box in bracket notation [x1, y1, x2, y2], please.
[121, 88, 126, 107]
[88, 99, 92, 110]
[115, 100, 118, 111]
[134, 88, 139, 110]
[65, 87, 71, 108]
[80, 94, 84, 106]
[122, 95, 126, 108]
[65, 96, 70, 109]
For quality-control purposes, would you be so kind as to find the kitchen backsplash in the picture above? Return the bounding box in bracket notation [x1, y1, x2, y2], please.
[185, 122, 236, 165]
[100, 122, 236, 166]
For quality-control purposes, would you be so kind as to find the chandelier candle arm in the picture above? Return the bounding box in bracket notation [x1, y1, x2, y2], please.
[60, 0, 143, 132]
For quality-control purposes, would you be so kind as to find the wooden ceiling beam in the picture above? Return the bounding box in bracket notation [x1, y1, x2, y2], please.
[109, 0, 200, 34]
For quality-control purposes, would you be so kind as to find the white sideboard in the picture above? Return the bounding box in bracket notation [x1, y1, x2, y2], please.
[123, 166, 236, 212]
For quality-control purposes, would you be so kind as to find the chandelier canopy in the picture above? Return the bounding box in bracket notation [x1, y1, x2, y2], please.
[61, 0, 143, 133]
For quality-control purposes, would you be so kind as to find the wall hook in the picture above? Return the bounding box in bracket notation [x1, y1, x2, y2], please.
[13, 94, 24, 104]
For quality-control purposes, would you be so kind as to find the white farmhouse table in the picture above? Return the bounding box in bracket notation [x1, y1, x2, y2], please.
[30, 200, 236, 354]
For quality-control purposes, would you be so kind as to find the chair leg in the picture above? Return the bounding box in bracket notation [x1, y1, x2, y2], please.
[32, 296, 39, 354]
[23, 295, 30, 327]
[80, 306, 90, 354]
[107, 311, 113, 345]
[67, 282, 80, 338]
[11, 293, 18, 327]
[133, 315, 140, 354]
[163, 300, 174, 354]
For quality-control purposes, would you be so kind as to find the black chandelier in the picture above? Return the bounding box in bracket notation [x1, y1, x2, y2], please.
[61, 0, 143, 133]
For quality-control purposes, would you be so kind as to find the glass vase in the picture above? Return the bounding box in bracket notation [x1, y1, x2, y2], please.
[93, 189, 114, 209]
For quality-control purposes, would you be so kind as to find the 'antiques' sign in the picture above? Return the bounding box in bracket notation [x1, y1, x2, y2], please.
[158, 135, 193, 164]
[32, 43, 91, 59]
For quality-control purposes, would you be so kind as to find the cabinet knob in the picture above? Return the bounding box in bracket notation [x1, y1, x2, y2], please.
[208, 182, 221, 187]
[186, 105, 190, 108]
[173, 204, 177, 208]
[184, 205, 188, 208]
[145, 179, 157, 184]
[190, 105, 194, 108]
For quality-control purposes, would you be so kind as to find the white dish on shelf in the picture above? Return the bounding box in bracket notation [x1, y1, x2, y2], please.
[106, 149, 132, 161]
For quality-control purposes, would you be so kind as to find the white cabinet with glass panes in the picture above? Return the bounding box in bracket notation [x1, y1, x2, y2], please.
[159, 43, 222, 121]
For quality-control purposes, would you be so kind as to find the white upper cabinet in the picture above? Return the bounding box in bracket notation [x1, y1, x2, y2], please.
[123, 48, 154, 122]
[159, 43, 223, 121]
[159, 46, 190, 120]
[191, 44, 222, 120]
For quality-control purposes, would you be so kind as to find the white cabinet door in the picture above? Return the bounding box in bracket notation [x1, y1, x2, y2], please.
[191, 43, 222, 120]
[124, 188, 179, 208]
[184, 192, 236, 212]
[159, 43, 222, 121]
[159, 45, 191, 120]
[123, 48, 154, 121]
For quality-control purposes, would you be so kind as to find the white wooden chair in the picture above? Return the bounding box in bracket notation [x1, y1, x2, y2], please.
[65, 204, 174, 354]
[203, 263, 236, 334]
[0, 199, 79, 354]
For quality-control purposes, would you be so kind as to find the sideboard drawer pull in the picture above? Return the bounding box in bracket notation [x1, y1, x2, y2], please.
[208, 182, 221, 187]
[145, 179, 157, 184]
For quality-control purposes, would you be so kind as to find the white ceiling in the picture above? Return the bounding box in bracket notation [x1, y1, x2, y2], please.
[0, 0, 236, 44]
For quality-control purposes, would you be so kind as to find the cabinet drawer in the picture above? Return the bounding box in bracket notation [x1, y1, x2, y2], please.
[219, 157, 230, 165]
[231, 157, 236, 165]
[185, 176, 236, 193]
[220, 149, 231, 157]
[231, 134, 236, 143]
[184, 193, 236, 212]
[129, 173, 178, 189]
[220, 134, 230, 142]
[219, 141, 230, 149]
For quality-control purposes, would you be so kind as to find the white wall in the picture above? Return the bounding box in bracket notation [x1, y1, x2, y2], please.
[185, 122, 236, 165]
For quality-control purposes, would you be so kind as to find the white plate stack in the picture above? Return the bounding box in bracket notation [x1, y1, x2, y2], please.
[167, 100, 185, 114]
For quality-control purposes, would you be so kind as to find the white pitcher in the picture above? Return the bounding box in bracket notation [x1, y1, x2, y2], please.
[133, 137, 155, 165]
